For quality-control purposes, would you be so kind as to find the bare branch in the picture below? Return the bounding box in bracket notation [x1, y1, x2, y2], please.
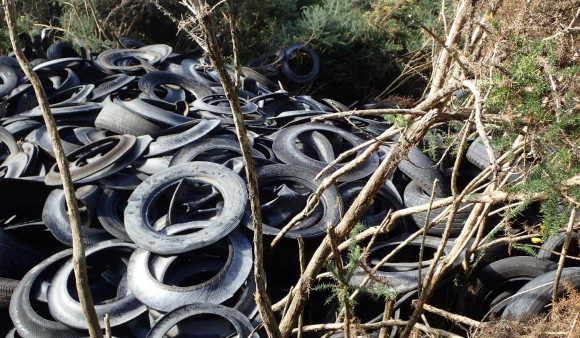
[2, 0, 102, 336]
[552, 208, 577, 306]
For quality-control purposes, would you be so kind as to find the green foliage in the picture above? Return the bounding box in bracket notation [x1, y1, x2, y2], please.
[1, 0, 445, 101]
[313, 223, 395, 319]
[273, 0, 401, 100]
[480, 31, 579, 244]
[373, 284, 397, 301]
[54, 0, 112, 51]
[511, 243, 537, 257]
[383, 113, 407, 128]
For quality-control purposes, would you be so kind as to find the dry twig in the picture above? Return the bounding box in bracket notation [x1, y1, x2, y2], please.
[2, 0, 102, 336]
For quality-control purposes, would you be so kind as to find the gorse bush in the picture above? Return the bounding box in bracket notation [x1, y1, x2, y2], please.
[0, 0, 448, 101]
[275, 0, 401, 101]
[464, 0, 580, 243]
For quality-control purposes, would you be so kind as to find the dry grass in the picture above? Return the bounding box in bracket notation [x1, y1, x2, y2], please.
[471, 285, 580, 338]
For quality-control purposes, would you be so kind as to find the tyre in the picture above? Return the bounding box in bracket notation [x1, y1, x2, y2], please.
[403, 180, 473, 237]
[502, 267, 580, 319]
[467, 256, 558, 320]
[124, 162, 247, 254]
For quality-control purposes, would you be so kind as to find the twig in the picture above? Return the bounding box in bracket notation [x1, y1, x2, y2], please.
[408, 14, 470, 77]
[463, 80, 499, 175]
[568, 311, 580, 338]
[297, 236, 306, 338]
[543, 7, 580, 41]
[452, 115, 473, 196]
[312, 108, 429, 120]
[416, 301, 482, 328]
[292, 320, 463, 337]
[313, 125, 399, 180]
[272, 85, 463, 247]
[428, 0, 473, 93]
[552, 208, 577, 306]
[364, 209, 393, 255]
[327, 226, 351, 338]
[419, 179, 439, 296]
[379, 297, 395, 338]
[281, 285, 294, 318]
[84, 0, 107, 41]
[270, 125, 398, 247]
[104, 314, 111, 338]
[400, 184, 462, 337]
[2, 1, 103, 337]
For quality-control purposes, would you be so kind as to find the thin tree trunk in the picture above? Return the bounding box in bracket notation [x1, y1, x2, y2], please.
[182, 1, 281, 337]
[2, 1, 102, 337]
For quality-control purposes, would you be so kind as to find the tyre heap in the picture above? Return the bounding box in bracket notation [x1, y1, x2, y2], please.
[1, 40, 579, 337]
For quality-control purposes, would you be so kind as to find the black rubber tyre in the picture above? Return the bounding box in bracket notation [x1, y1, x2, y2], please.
[537, 231, 580, 266]
[146, 119, 220, 157]
[339, 180, 406, 229]
[0, 125, 19, 156]
[127, 229, 252, 312]
[243, 164, 341, 239]
[193, 94, 258, 115]
[119, 97, 193, 126]
[403, 180, 473, 237]
[9, 248, 83, 338]
[44, 135, 138, 185]
[146, 303, 258, 338]
[466, 136, 492, 170]
[169, 136, 266, 166]
[42, 185, 113, 246]
[124, 162, 248, 254]
[47, 240, 145, 329]
[46, 42, 80, 59]
[96, 188, 133, 242]
[95, 101, 164, 136]
[349, 234, 455, 294]
[382, 143, 451, 198]
[467, 256, 558, 320]
[502, 267, 580, 319]
[0, 64, 18, 97]
[96, 45, 172, 73]
[281, 43, 319, 84]
[138, 71, 212, 104]
[272, 122, 380, 182]
[89, 74, 135, 101]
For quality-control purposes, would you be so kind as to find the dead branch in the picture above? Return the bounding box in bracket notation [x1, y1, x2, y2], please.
[415, 301, 482, 328]
[553, 208, 578, 306]
[463, 80, 499, 174]
[293, 320, 463, 337]
[429, 0, 473, 94]
[408, 14, 470, 77]
[278, 82, 464, 335]
[418, 179, 439, 296]
[2, 0, 102, 336]
[181, 1, 280, 336]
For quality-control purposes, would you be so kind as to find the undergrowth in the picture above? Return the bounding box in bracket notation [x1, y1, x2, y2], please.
[472, 285, 580, 337]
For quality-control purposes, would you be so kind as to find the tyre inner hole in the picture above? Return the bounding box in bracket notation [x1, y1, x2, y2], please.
[148, 179, 225, 229]
[66, 248, 131, 304]
[260, 181, 321, 229]
[288, 49, 315, 76]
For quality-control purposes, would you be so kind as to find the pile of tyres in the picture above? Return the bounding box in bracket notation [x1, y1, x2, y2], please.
[1, 38, 579, 337]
